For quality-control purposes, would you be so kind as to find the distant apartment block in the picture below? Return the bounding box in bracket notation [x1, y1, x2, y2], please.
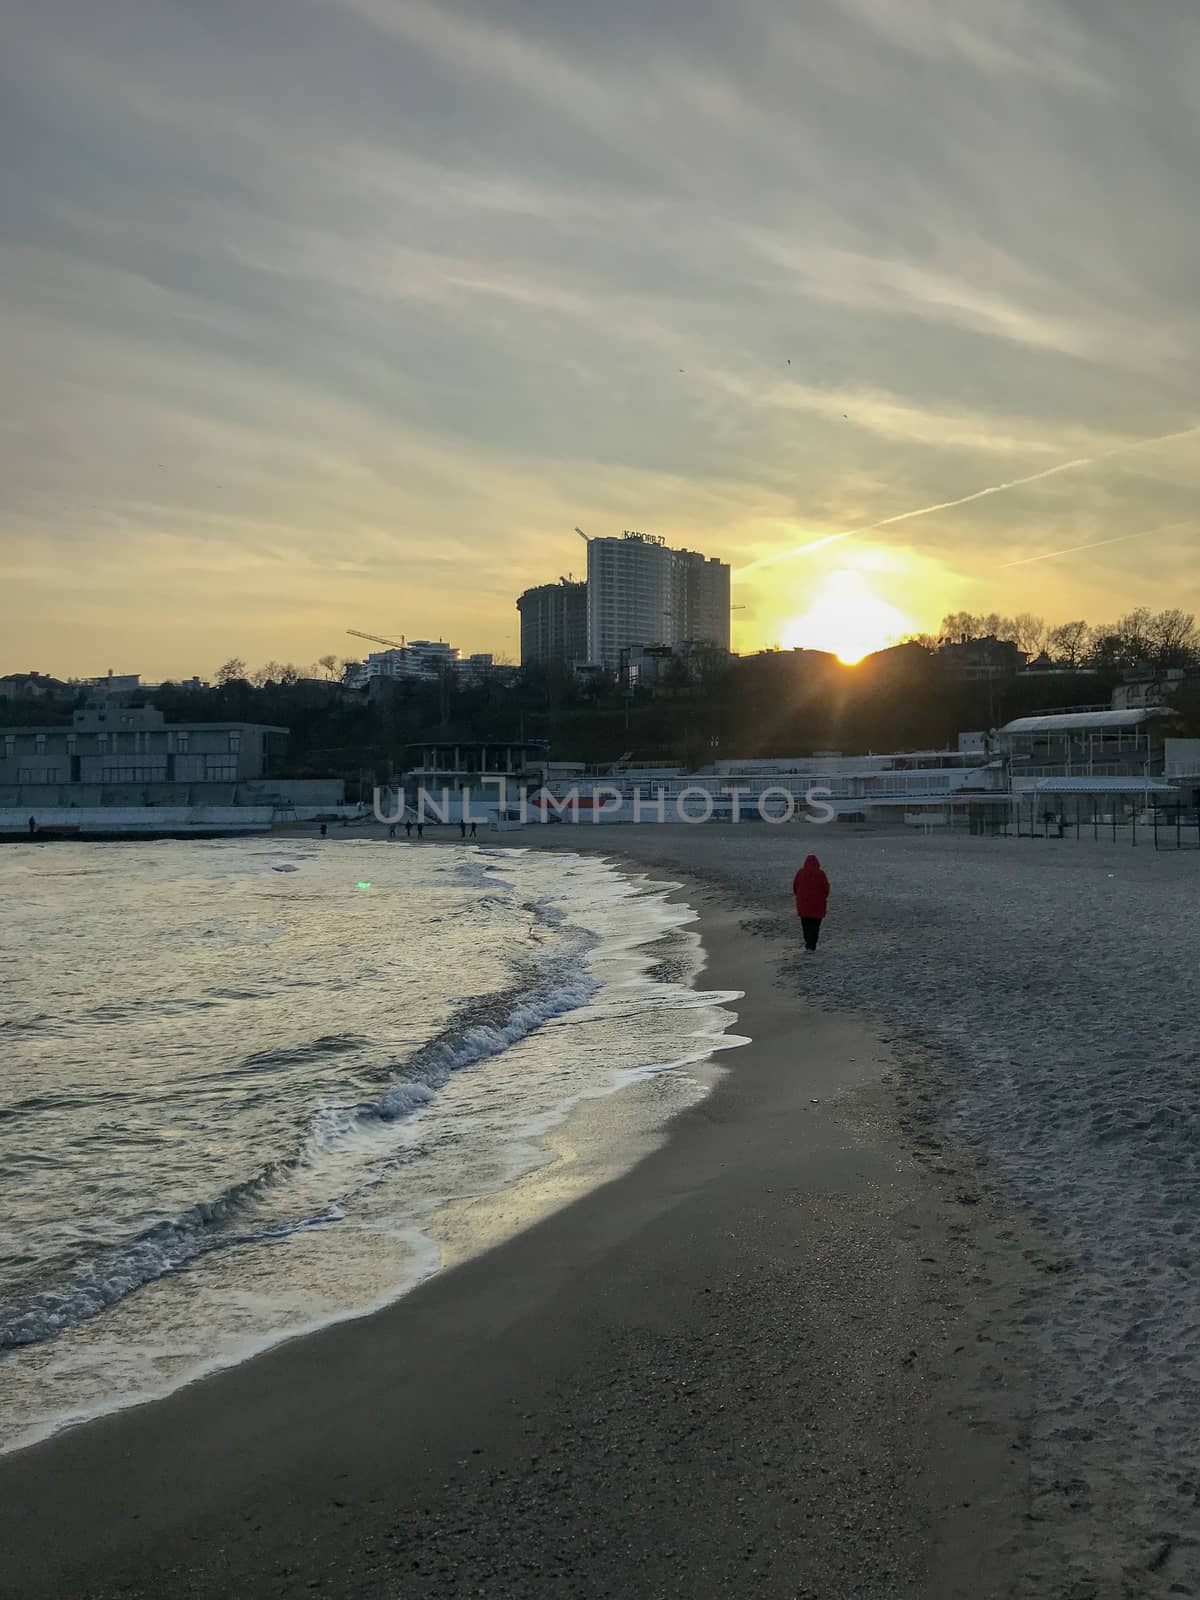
[0, 704, 287, 790]
[517, 579, 588, 669]
[350, 641, 461, 688]
[586, 531, 731, 668]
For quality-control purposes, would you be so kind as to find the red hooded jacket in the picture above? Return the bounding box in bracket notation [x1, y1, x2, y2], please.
[792, 856, 830, 919]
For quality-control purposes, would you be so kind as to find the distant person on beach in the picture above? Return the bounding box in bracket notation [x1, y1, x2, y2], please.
[28, 815, 36, 836]
[416, 821, 424, 839]
[388, 824, 396, 840]
[459, 818, 467, 838]
[404, 818, 412, 838]
[469, 820, 477, 838]
[792, 855, 830, 951]
[319, 822, 327, 838]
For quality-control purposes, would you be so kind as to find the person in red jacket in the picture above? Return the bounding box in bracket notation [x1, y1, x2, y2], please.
[792, 855, 830, 950]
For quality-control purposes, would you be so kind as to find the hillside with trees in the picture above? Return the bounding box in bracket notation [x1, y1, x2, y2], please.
[4, 609, 1197, 793]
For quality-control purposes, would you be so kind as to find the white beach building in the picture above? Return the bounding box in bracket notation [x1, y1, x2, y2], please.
[997, 707, 1194, 833]
[997, 707, 1179, 790]
[532, 749, 1008, 825]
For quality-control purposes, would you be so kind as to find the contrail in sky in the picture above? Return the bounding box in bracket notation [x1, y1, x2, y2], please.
[999, 531, 1141, 568]
[733, 420, 1200, 579]
[999, 518, 1192, 568]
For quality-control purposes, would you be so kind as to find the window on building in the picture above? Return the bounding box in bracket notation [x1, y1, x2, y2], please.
[101, 767, 167, 783]
[227, 732, 241, 754]
[20, 769, 61, 783]
[175, 731, 190, 754]
[204, 765, 238, 782]
[35, 734, 46, 753]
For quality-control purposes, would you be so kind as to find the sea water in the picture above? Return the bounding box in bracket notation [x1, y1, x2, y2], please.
[0, 839, 743, 1452]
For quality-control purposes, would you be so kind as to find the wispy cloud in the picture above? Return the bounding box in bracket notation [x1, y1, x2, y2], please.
[735, 422, 1200, 576]
[2, 0, 1199, 672]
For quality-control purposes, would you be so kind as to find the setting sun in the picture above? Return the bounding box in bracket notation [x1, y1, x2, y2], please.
[780, 569, 914, 664]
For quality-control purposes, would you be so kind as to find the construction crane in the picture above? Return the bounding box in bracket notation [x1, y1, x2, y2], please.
[346, 628, 407, 650]
[574, 526, 590, 543]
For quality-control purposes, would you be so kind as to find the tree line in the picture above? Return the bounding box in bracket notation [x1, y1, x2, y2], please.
[4, 608, 1196, 784]
[910, 607, 1200, 671]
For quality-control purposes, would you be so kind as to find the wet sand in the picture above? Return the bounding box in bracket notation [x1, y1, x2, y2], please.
[0, 862, 1037, 1599]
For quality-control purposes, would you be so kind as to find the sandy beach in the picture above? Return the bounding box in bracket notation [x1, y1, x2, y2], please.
[3, 825, 1196, 1597]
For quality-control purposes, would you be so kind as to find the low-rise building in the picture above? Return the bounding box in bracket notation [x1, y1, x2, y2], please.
[532, 749, 1006, 825]
[85, 671, 143, 698]
[618, 640, 730, 692]
[997, 706, 1179, 792]
[1111, 668, 1192, 711]
[0, 671, 68, 701]
[941, 636, 1029, 680]
[0, 704, 288, 801]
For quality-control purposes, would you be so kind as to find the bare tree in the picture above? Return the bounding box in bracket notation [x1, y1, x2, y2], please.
[1010, 613, 1047, 655]
[251, 660, 285, 688]
[317, 653, 341, 681]
[939, 612, 984, 644]
[978, 612, 1016, 642]
[216, 657, 248, 686]
[1047, 620, 1089, 667]
[1116, 607, 1154, 667]
[1147, 608, 1199, 669]
[1086, 625, 1122, 670]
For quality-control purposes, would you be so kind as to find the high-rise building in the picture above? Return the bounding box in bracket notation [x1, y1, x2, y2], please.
[675, 549, 732, 651]
[517, 579, 588, 669]
[585, 532, 730, 668]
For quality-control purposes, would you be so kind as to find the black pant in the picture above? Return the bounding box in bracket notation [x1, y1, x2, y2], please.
[800, 916, 823, 950]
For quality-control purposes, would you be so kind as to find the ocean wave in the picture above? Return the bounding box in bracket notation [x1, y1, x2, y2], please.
[230, 1032, 373, 1074]
[372, 977, 598, 1120]
[0, 1014, 53, 1035]
[0, 972, 600, 1353]
[0, 1165, 300, 1351]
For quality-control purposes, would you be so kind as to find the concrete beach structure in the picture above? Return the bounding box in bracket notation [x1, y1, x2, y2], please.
[0, 704, 343, 820]
[0, 704, 286, 798]
[996, 706, 1179, 795]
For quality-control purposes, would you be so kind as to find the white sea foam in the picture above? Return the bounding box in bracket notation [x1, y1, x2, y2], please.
[0, 842, 744, 1452]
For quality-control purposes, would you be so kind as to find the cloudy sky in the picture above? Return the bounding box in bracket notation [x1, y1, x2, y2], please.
[3, 0, 1198, 676]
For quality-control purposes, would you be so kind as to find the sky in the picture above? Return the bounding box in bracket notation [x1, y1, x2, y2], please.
[2, 0, 1199, 678]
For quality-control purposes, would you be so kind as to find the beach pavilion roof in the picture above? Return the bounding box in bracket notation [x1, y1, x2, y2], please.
[1033, 776, 1178, 794]
[1000, 708, 1177, 735]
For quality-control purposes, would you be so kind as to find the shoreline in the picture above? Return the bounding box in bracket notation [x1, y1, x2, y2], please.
[0, 848, 1038, 1599]
[0, 850, 735, 1461]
